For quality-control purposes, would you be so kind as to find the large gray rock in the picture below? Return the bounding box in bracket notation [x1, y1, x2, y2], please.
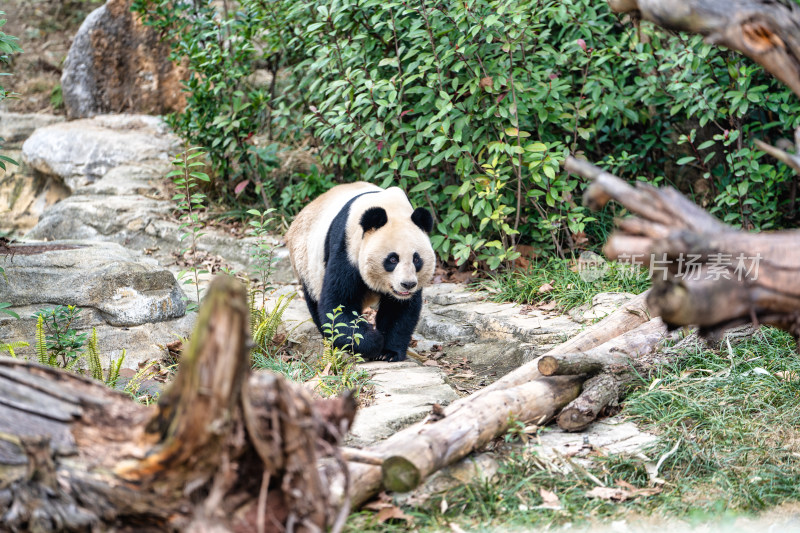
[21, 114, 180, 191]
[0, 241, 185, 327]
[25, 163, 173, 242]
[61, 0, 186, 119]
[25, 161, 296, 284]
[0, 112, 65, 149]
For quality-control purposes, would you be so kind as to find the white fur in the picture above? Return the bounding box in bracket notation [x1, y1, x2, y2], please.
[286, 182, 435, 303]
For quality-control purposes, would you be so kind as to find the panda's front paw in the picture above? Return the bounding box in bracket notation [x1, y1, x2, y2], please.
[379, 350, 406, 362]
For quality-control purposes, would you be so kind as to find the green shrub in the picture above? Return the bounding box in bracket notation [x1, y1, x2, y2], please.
[136, 0, 800, 268]
[33, 305, 89, 368]
[133, 0, 283, 205]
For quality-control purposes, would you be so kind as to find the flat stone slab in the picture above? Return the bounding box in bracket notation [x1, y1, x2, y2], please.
[25, 161, 295, 284]
[0, 240, 185, 326]
[346, 360, 459, 447]
[416, 284, 584, 381]
[22, 114, 180, 191]
[530, 416, 659, 461]
[0, 112, 65, 149]
[421, 284, 582, 346]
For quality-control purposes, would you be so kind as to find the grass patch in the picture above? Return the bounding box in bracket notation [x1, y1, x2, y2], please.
[482, 257, 650, 311]
[625, 327, 800, 513]
[249, 295, 372, 399]
[346, 327, 800, 531]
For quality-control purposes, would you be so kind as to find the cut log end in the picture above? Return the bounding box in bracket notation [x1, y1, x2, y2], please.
[556, 409, 597, 432]
[537, 354, 603, 377]
[381, 455, 421, 493]
[537, 355, 560, 376]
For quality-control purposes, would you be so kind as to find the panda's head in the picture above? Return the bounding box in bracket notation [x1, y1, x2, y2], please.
[357, 205, 435, 300]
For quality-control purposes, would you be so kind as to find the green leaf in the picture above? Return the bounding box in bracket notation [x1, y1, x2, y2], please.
[697, 140, 716, 150]
[410, 181, 434, 193]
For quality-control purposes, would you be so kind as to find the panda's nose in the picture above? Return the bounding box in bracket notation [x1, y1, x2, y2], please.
[401, 281, 417, 290]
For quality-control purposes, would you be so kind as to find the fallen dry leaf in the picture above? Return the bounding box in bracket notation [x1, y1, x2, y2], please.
[376, 505, 413, 524]
[362, 492, 393, 511]
[775, 370, 799, 382]
[586, 487, 630, 502]
[538, 301, 558, 311]
[515, 256, 531, 269]
[539, 488, 561, 509]
[538, 283, 554, 294]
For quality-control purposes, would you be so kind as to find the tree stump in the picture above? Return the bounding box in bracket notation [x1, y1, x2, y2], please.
[0, 276, 355, 532]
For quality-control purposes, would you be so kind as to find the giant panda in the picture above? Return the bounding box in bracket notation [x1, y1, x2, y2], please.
[286, 182, 436, 362]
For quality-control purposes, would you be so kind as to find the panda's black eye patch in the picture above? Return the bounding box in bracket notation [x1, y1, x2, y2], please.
[384, 253, 400, 272]
[413, 252, 423, 272]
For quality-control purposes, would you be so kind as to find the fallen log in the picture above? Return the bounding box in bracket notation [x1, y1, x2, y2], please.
[0, 276, 355, 532]
[380, 376, 583, 492]
[556, 373, 620, 432]
[537, 318, 671, 431]
[337, 293, 659, 504]
[342, 375, 583, 506]
[538, 318, 668, 378]
[478, 290, 652, 395]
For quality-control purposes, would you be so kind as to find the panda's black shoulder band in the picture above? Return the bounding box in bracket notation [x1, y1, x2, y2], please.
[360, 207, 388, 232]
[411, 207, 434, 233]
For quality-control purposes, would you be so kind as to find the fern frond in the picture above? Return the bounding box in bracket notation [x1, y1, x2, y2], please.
[86, 327, 102, 380]
[124, 360, 157, 399]
[0, 341, 28, 358]
[35, 315, 47, 365]
[106, 349, 125, 388]
[65, 355, 81, 371]
[252, 292, 295, 355]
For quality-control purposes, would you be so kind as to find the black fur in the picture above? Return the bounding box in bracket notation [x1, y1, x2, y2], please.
[360, 207, 388, 233]
[299, 190, 421, 362]
[412, 252, 423, 272]
[383, 252, 399, 272]
[375, 291, 422, 362]
[411, 207, 434, 233]
[301, 281, 323, 332]
[315, 191, 384, 360]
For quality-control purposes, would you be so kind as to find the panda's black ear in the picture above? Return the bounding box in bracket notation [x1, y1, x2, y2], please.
[411, 207, 434, 233]
[360, 207, 388, 232]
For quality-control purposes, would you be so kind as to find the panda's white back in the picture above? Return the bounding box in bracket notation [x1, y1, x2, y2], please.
[286, 181, 384, 301]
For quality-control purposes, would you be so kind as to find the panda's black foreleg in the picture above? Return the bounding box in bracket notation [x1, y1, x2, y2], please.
[300, 282, 323, 332]
[318, 290, 384, 361]
[319, 301, 385, 360]
[375, 291, 423, 362]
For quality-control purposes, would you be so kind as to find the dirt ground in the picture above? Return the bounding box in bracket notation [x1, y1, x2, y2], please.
[2, 0, 98, 113]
